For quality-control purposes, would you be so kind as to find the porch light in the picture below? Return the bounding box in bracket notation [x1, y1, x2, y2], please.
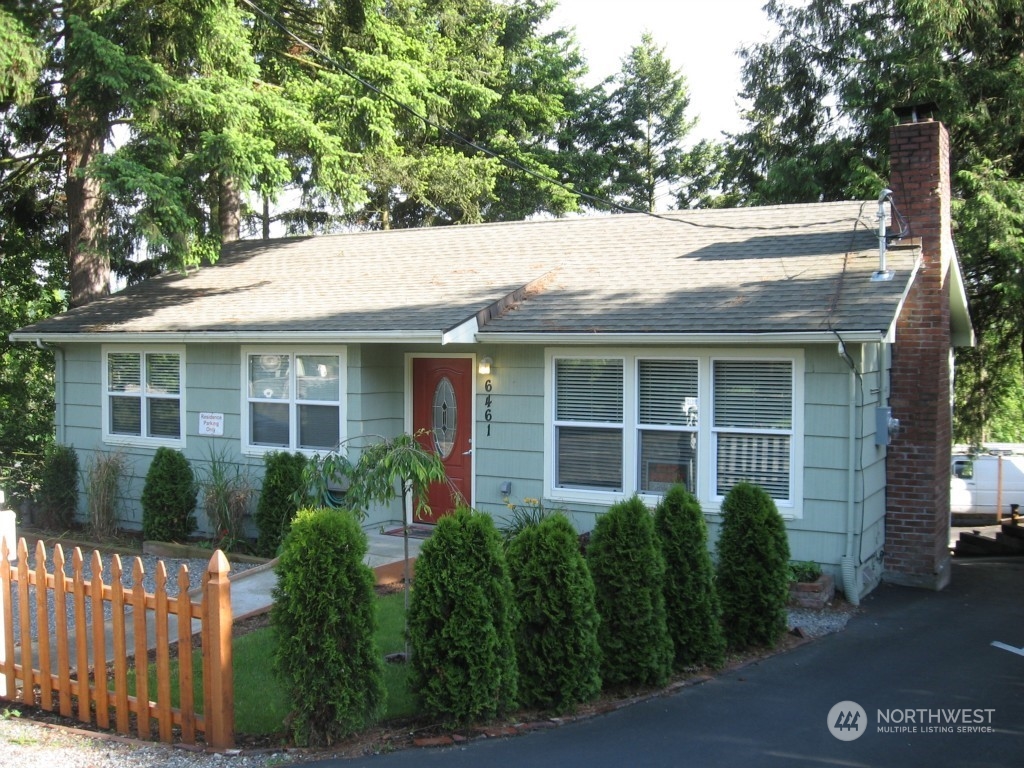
[478, 356, 493, 375]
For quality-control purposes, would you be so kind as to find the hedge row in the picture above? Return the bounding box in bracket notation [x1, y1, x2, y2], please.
[270, 481, 791, 740]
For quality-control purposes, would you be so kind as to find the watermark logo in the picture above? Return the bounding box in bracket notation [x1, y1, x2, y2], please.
[828, 700, 867, 741]
[828, 702, 997, 740]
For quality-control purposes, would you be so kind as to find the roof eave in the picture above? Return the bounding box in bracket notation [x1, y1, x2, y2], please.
[9, 330, 447, 345]
[473, 330, 890, 345]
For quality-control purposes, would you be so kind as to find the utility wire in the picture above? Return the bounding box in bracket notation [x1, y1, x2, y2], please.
[240, 0, 871, 232]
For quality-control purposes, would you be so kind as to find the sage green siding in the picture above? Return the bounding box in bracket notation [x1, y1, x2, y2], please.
[472, 345, 546, 519]
[50, 337, 892, 598]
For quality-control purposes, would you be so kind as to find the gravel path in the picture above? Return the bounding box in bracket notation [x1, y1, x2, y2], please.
[4, 549, 261, 646]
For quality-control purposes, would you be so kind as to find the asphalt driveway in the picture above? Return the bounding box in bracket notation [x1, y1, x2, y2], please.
[294, 557, 1024, 768]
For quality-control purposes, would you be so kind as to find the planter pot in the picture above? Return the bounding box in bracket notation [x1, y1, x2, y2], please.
[789, 573, 835, 610]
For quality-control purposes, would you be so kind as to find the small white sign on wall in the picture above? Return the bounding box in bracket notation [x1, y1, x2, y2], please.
[199, 412, 225, 436]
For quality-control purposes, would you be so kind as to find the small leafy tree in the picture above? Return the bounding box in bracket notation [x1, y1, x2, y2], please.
[716, 482, 792, 651]
[408, 508, 518, 725]
[299, 432, 446, 523]
[38, 443, 79, 530]
[587, 495, 672, 690]
[254, 452, 307, 557]
[271, 508, 385, 746]
[140, 447, 197, 542]
[654, 484, 726, 670]
[506, 514, 601, 712]
[296, 432, 447, 641]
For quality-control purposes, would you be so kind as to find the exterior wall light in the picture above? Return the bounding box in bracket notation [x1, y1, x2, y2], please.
[478, 356, 493, 375]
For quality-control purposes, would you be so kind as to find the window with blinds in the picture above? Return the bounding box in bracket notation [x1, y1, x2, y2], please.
[554, 358, 623, 491]
[106, 350, 182, 441]
[545, 350, 799, 509]
[638, 359, 699, 493]
[712, 359, 793, 499]
[246, 350, 342, 452]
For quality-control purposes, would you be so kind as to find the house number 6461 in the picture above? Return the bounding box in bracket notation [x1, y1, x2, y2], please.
[484, 379, 493, 436]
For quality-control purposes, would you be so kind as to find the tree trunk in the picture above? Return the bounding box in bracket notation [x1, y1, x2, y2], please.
[219, 173, 241, 243]
[66, 131, 108, 307]
[65, 3, 110, 308]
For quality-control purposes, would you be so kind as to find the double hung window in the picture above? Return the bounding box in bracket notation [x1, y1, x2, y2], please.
[637, 359, 700, 494]
[711, 360, 793, 499]
[553, 358, 624, 491]
[103, 348, 184, 445]
[244, 349, 344, 453]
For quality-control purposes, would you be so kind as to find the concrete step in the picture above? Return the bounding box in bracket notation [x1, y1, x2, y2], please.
[999, 520, 1024, 540]
[954, 531, 1024, 557]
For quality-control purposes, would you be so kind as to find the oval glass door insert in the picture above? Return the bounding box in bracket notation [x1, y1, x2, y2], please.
[432, 377, 457, 458]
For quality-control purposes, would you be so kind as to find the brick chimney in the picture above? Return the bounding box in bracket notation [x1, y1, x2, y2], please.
[883, 114, 954, 590]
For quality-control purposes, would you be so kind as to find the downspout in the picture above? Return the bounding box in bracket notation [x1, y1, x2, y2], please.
[37, 339, 65, 444]
[841, 364, 861, 605]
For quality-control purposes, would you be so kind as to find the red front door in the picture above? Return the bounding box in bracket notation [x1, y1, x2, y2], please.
[412, 357, 473, 523]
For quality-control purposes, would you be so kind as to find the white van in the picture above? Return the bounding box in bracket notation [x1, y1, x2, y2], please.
[951, 450, 1024, 519]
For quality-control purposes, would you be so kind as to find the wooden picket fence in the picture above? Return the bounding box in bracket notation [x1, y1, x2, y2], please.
[0, 537, 234, 748]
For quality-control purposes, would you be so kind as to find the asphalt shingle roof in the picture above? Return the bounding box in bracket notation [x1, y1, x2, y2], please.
[13, 200, 918, 340]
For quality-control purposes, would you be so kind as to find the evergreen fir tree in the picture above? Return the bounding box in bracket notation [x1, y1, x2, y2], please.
[655, 484, 726, 669]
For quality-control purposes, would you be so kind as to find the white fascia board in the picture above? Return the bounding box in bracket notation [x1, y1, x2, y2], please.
[885, 255, 924, 344]
[473, 330, 888, 346]
[10, 330, 445, 345]
[442, 316, 479, 345]
[946, 240, 975, 348]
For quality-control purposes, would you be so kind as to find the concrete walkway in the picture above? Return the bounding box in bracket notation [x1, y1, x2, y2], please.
[229, 529, 423, 620]
[21, 529, 423, 673]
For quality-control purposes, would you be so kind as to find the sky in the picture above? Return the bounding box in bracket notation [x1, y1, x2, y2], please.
[544, 0, 777, 144]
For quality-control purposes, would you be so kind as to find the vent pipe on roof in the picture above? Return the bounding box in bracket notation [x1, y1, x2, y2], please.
[871, 188, 895, 282]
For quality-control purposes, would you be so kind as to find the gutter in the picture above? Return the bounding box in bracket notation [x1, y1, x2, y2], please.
[11, 330, 894, 348]
[10, 330, 446, 345]
[473, 330, 890, 346]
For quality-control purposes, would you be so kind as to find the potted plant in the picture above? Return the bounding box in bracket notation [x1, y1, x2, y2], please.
[788, 561, 835, 610]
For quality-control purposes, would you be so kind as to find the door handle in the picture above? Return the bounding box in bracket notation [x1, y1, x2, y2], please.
[463, 449, 473, 455]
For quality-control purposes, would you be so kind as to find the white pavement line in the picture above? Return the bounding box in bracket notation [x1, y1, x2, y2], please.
[991, 641, 1024, 656]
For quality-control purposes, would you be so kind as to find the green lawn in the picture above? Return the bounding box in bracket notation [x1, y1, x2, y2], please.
[134, 590, 416, 736]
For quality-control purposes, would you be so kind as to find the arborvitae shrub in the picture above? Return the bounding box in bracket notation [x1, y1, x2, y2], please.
[255, 451, 307, 557]
[654, 484, 726, 670]
[408, 508, 517, 725]
[587, 495, 672, 689]
[140, 447, 197, 542]
[38, 443, 79, 529]
[506, 514, 601, 712]
[715, 482, 792, 650]
[271, 508, 384, 746]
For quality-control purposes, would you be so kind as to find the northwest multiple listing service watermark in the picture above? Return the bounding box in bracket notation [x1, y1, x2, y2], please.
[828, 701, 996, 741]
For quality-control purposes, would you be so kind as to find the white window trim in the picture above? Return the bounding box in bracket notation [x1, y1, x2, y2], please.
[240, 346, 347, 457]
[543, 348, 804, 518]
[101, 345, 186, 449]
[551, 355, 627, 494]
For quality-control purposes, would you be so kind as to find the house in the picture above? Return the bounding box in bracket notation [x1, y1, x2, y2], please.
[11, 114, 971, 602]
